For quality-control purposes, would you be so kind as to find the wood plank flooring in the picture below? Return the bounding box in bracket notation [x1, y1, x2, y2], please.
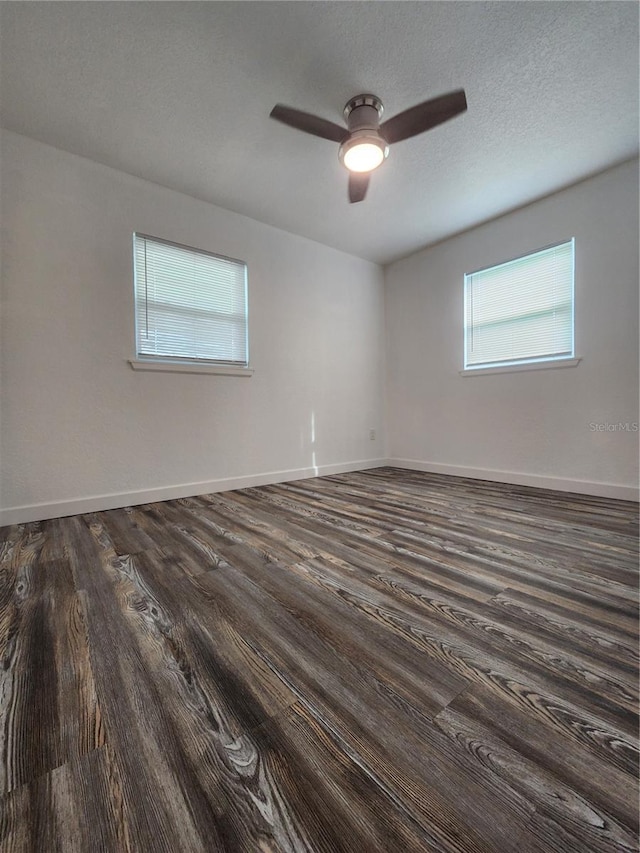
[0, 467, 638, 852]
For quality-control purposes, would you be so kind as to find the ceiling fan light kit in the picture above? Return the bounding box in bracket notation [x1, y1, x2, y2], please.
[339, 133, 389, 173]
[270, 88, 467, 203]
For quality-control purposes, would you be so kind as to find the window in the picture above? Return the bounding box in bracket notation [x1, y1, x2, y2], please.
[133, 233, 249, 368]
[464, 239, 575, 371]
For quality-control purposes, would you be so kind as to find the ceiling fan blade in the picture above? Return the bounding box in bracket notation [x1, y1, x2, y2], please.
[380, 89, 467, 144]
[269, 104, 347, 143]
[348, 173, 370, 204]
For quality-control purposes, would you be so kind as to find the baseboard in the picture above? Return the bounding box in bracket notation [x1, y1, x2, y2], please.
[0, 458, 388, 526]
[388, 457, 639, 502]
[3, 455, 636, 525]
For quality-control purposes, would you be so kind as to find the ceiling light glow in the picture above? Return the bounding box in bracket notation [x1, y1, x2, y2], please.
[344, 142, 384, 172]
[339, 134, 388, 173]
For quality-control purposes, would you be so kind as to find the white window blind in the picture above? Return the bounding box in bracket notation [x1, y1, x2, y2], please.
[134, 234, 248, 366]
[464, 239, 574, 370]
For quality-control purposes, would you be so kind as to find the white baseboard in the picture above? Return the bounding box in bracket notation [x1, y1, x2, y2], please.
[0, 458, 388, 526]
[3, 455, 636, 525]
[387, 457, 639, 502]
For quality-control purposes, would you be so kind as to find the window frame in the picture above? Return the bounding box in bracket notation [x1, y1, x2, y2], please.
[462, 238, 578, 375]
[130, 233, 251, 376]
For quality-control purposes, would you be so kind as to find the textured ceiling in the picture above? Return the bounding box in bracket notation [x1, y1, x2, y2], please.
[1, 1, 638, 264]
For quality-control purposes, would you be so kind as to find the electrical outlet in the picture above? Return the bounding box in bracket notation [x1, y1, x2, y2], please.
[369, 428, 376, 441]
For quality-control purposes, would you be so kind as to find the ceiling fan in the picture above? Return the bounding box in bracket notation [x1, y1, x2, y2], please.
[269, 89, 467, 203]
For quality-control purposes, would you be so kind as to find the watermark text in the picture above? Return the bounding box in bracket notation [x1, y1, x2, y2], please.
[589, 422, 638, 432]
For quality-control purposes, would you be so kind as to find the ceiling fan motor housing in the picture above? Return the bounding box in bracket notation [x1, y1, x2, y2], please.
[339, 94, 389, 171]
[343, 94, 384, 130]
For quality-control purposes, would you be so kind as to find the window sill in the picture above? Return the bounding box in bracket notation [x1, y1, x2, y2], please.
[129, 359, 254, 377]
[460, 357, 581, 377]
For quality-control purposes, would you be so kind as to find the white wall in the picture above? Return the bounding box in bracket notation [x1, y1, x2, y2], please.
[385, 159, 639, 500]
[1, 133, 636, 524]
[0, 130, 386, 523]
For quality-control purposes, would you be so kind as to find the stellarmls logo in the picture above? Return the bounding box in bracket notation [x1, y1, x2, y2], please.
[589, 422, 639, 432]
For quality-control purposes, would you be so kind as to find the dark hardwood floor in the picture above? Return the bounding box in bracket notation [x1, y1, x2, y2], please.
[1, 467, 638, 852]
